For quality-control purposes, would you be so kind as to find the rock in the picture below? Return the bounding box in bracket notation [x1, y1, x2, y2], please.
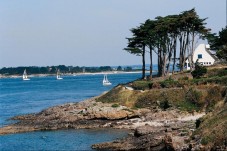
[134, 125, 165, 137]
[165, 128, 172, 132]
[92, 133, 166, 151]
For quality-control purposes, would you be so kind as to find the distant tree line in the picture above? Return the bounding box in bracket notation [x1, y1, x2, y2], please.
[124, 8, 210, 79]
[0, 65, 134, 75]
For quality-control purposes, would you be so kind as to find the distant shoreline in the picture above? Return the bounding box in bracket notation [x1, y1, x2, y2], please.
[0, 71, 155, 79]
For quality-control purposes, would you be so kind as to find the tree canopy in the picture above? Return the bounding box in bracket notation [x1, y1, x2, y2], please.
[207, 26, 227, 60]
[124, 8, 209, 78]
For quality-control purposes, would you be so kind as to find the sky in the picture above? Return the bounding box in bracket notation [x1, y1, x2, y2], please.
[0, 0, 226, 68]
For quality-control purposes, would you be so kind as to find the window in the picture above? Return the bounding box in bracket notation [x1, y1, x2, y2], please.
[198, 54, 202, 59]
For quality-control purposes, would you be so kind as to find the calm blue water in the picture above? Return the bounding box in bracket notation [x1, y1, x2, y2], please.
[0, 73, 143, 150]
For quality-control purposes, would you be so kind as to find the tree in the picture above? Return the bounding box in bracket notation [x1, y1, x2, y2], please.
[124, 66, 132, 71]
[178, 9, 209, 72]
[141, 19, 157, 79]
[207, 26, 227, 60]
[124, 26, 147, 79]
[124, 8, 209, 78]
[117, 66, 122, 71]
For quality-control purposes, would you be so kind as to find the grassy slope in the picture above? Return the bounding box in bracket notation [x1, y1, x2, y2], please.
[195, 101, 227, 147]
[96, 67, 227, 148]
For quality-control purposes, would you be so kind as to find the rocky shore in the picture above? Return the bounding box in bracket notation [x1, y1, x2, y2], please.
[0, 94, 206, 150]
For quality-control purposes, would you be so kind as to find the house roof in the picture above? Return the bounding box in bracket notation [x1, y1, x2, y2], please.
[205, 48, 219, 61]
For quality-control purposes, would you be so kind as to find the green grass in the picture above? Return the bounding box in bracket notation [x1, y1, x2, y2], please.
[176, 100, 199, 112]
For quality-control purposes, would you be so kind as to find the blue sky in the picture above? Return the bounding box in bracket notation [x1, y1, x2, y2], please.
[0, 0, 226, 67]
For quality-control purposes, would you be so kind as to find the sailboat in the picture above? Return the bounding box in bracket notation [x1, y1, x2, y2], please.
[22, 69, 30, 80]
[103, 74, 112, 86]
[56, 69, 63, 80]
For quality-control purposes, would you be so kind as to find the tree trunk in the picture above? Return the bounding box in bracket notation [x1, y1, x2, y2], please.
[149, 46, 153, 80]
[190, 32, 195, 72]
[158, 46, 162, 77]
[172, 37, 177, 74]
[142, 45, 146, 79]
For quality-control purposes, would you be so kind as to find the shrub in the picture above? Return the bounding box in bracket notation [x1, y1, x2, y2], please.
[201, 136, 210, 145]
[191, 62, 207, 78]
[205, 86, 224, 111]
[111, 104, 119, 108]
[158, 92, 171, 110]
[195, 118, 201, 128]
[159, 100, 171, 110]
[207, 68, 227, 77]
[179, 76, 189, 81]
[176, 100, 199, 112]
[185, 88, 202, 106]
[131, 81, 152, 90]
[160, 79, 181, 88]
[152, 82, 161, 89]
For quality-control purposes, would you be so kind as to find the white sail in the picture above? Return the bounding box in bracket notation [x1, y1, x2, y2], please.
[23, 69, 30, 80]
[103, 74, 111, 86]
[56, 69, 63, 80]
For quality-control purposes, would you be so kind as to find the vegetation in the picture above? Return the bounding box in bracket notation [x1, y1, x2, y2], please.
[111, 104, 120, 108]
[98, 84, 226, 113]
[0, 65, 134, 75]
[97, 67, 227, 113]
[96, 66, 227, 148]
[194, 102, 227, 147]
[206, 68, 227, 77]
[191, 61, 207, 78]
[129, 68, 227, 90]
[124, 8, 210, 78]
[207, 26, 227, 60]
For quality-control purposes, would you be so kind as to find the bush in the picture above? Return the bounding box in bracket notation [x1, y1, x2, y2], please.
[205, 86, 225, 111]
[158, 92, 171, 110]
[201, 137, 210, 145]
[132, 81, 152, 90]
[207, 68, 227, 77]
[111, 104, 119, 108]
[152, 82, 161, 89]
[185, 88, 202, 106]
[179, 76, 189, 81]
[159, 100, 171, 110]
[195, 118, 202, 128]
[176, 100, 199, 112]
[191, 62, 207, 78]
[160, 79, 181, 88]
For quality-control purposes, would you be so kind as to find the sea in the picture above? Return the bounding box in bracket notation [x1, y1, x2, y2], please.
[0, 73, 146, 150]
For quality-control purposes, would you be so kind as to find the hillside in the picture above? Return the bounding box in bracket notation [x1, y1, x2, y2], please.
[95, 66, 227, 150]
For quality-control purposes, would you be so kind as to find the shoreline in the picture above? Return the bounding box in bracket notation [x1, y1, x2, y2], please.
[0, 89, 205, 150]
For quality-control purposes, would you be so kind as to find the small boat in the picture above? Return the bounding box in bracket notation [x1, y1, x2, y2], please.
[103, 74, 112, 86]
[56, 69, 63, 80]
[23, 69, 30, 80]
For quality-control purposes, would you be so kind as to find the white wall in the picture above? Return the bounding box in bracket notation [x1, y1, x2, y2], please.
[193, 44, 215, 66]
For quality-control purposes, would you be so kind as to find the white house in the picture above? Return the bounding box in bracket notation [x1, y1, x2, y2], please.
[185, 44, 218, 70]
